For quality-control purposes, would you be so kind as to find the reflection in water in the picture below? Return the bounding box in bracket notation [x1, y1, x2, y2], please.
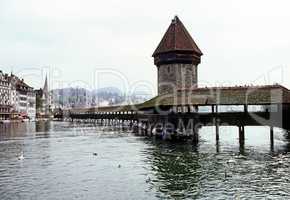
[0, 121, 52, 140]
[145, 141, 290, 199]
[144, 141, 202, 199]
[35, 121, 51, 133]
[143, 126, 290, 199]
[0, 122, 290, 199]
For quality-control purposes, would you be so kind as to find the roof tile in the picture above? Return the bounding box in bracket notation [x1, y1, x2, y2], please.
[153, 16, 203, 56]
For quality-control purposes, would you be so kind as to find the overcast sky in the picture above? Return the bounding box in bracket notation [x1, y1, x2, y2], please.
[0, 0, 290, 95]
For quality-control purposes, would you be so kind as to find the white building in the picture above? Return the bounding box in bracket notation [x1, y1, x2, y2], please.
[15, 79, 36, 120]
[27, 90, 36, 120]
[7, 74, 36, 120]
[9, 74, 18, 113]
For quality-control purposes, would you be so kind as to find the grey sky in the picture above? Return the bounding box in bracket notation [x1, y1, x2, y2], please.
[0, 0, 290, 94]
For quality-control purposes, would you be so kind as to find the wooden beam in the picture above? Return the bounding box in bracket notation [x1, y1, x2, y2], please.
[270, 126, 274, 151]
[215, 118, 219, 141]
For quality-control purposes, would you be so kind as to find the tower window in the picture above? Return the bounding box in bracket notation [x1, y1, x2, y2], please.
[167, 66, 170, 73]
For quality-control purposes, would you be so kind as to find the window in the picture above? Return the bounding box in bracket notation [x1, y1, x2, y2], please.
[218, 105, 244, 112]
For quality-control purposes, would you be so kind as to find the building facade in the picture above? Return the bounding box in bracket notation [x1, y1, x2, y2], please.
[0, 71, 11, 120]
[152, 16, 203, 95]
[0, 71, 36, 121]
[27, 90, 36, 120]
[9, 74, 18, 118]
[15, 78, 36, 120]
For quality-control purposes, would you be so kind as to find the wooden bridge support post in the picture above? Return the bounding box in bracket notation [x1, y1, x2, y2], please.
[244, 104, 248, 113]
[148, 122, 156, 137]
[192, 121, 200, 144]
[216, 140, 220, 153]
[238, 125, 245, 154]
[215, 118, 219, 141]
[192, 130, 199, 144]
[239, 125, 245, 145]
[213, 105, 219, 141]
[211, 105, 215, 113]
[129, 121, 133, 130]
[270, 126, 274, 151]
[144, 121, 149, 135]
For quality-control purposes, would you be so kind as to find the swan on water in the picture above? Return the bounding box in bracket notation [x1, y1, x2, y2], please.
[18, 152, 24, 160]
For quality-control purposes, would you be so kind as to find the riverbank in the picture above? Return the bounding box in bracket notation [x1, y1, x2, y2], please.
[0, 118, 52, 124]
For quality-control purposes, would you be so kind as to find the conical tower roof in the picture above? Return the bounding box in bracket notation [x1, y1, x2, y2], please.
[153, 16, 202, 57]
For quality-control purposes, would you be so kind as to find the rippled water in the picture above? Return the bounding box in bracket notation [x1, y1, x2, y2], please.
[1, 121, 290, 199]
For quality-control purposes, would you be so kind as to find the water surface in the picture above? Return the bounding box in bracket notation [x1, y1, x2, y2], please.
[0, 122, 290, 199]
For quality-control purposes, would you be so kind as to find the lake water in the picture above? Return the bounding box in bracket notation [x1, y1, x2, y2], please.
[1, 121, 290, 199]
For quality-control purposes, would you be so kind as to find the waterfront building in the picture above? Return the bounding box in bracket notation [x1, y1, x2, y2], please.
[9, 75, 17, 108]
[27, 89, 36, 120]
[0, 71, 37, 120]
[14, 78, 36, 120]
[0, 71, 11, 120]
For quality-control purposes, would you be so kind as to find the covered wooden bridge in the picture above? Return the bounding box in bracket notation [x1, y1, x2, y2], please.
[55, 85, 290, 146]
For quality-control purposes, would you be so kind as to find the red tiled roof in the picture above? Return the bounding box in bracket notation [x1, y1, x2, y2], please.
[153, 16, 203, 57]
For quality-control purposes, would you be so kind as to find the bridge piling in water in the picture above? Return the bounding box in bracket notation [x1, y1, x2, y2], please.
[215, 119, 220, 141]
[239, 125, 245, 145]
[270, 126, 274, 150]
[54, 101, 290, 147]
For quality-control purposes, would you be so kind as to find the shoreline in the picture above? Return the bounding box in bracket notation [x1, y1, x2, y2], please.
[0, 118, 51, 124]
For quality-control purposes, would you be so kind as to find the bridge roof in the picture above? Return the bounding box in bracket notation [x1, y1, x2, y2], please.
[70, 104, 139, 114]
[69, 85, 290, 113]
[139, 85, 290, 109]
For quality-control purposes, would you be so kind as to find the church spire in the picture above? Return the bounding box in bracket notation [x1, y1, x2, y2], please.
[43, 75, 48, 95]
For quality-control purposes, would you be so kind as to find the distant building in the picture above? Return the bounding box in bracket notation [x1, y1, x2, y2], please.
[0, 71, 36, 120]
[9, 74, 18, 111]
[0, 71, 11, 120]
[35, 89, 44, 116]
[13, 76, 36, 120]
[27, 88, 36, 120]
[35, 75, 52, 118]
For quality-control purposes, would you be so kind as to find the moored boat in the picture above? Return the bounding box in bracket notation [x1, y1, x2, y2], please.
[0, 119, 11, 124]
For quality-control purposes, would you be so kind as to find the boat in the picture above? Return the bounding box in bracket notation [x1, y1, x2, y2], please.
[0, 119, 11, 124]
[21, 118, 29, 123]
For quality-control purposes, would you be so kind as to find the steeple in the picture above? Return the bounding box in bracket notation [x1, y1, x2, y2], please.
[43, 75, 48, 97]
[153, 16, 202, 66]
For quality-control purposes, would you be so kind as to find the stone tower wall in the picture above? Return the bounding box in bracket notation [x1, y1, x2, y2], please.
[158, 63, 198, 95]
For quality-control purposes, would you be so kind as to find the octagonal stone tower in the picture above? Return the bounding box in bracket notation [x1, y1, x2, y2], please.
[153, 16, 203, 95]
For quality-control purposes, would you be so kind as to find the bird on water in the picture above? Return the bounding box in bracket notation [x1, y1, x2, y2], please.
[18, 152, 24, 160]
